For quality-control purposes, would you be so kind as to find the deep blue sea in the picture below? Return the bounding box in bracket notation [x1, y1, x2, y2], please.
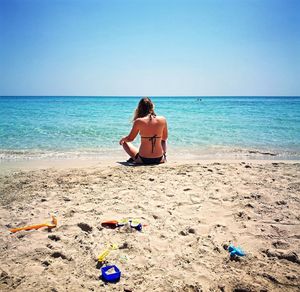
[0, 96, 300, 160]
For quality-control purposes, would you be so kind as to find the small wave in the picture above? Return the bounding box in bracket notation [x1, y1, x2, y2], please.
[1, 146, 300, 162]
[169, 145, 300, 160]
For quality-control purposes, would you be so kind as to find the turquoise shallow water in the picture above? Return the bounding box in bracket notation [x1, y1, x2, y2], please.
[0, 96, 300, 160]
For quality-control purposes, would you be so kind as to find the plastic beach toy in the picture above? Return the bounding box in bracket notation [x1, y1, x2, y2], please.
[101, 219, 143, 231]
[228, 244, 246, 257]
[101, 265, 121, 282]
[128, 219, 142, 231]
[10, 214, 58, 233]
[98, 244, 119, 263]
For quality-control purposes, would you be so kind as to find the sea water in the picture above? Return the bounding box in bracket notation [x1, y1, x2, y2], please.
[0, 96, 299, 160]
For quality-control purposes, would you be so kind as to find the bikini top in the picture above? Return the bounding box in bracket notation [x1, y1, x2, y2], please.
[141, 134, 161, 153]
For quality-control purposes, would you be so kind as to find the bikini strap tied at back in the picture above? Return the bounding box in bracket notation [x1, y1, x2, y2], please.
[141, 134, 161, 153]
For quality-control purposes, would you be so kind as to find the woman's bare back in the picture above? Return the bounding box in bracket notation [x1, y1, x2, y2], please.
[138, 115, 167, 158]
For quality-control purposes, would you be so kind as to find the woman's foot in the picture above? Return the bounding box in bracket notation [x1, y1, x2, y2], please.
[127, 157, 135, 163]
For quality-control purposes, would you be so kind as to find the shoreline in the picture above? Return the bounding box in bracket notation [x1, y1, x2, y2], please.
[1, 144, 300, 160]
[1, 146, 300, 174]
[1, 156, 300, 174]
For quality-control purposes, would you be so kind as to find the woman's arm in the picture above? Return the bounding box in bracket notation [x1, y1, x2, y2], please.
[161, 139, 167, 154]
[161, 119, 168, 155]
[119, 120, 140, 145]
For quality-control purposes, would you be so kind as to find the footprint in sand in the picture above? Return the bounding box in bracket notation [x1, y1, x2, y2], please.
[118, 189, 132, 196]
[164, 215, 180, 232]
[189, 193, 202, 205]
[234, 210, 251, 221]
[213, 223, 228, 232]
[272, 240, 290, 249]
[207, 223, 231, 241]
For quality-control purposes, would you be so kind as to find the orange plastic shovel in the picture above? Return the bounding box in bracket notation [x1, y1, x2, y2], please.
[10, 214, 58, 233]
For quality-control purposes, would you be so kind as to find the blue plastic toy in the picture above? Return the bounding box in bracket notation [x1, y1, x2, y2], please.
[228, 244, 245, 257]
[130, 221, 142, 231]
[101, 265, 121, 282]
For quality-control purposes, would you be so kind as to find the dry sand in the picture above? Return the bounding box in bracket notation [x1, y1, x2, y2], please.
[0, 161, 300, 291]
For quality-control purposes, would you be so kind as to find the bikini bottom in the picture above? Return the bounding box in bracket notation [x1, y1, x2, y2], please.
[135, 153, 163, 165]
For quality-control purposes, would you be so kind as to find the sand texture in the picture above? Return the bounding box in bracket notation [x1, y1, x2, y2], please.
[0, 162, 300, 291]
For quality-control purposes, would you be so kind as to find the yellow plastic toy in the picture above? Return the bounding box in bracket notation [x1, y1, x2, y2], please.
[10, 214, 58, 233]
[98, 243, 118, 263]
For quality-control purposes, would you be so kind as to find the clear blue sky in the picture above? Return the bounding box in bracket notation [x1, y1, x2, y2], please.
[0, 0, 299, 96]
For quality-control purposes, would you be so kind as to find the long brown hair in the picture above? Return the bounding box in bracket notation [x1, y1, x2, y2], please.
[133, 97, 156, 121]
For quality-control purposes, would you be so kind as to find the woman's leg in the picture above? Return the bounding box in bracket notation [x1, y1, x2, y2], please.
[122, 142, 139, 159]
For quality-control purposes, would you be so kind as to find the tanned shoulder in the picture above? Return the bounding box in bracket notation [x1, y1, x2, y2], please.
[156, 116, 166, 123]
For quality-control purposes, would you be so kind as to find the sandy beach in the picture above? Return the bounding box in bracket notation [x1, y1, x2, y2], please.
[0, 160, 299, 291]
[1, 0, 299, 289]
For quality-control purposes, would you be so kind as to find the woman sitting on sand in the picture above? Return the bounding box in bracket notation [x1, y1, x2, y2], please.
[119, 97, 168, 164]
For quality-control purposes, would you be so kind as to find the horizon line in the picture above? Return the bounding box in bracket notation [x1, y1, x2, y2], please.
[1, 95, 300, 98]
